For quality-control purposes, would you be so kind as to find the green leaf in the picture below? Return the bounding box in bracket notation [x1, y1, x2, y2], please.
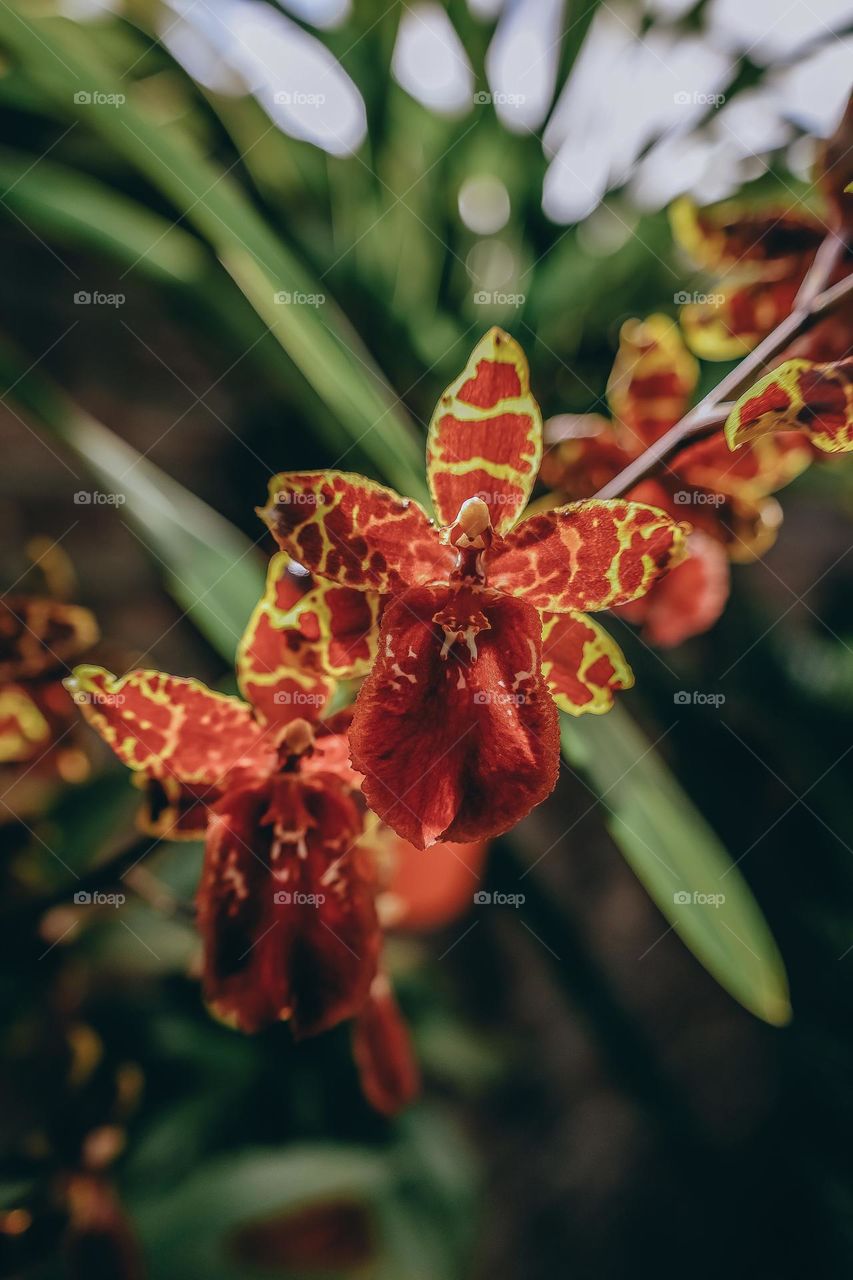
[0, 146, 208, 284]
[563, 705, 791, 1026]
[133, 1146, 391, 1280]
[0, 7, 428, 503]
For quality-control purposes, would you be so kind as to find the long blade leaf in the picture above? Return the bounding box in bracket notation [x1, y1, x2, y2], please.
[564, 706, 791, 1025]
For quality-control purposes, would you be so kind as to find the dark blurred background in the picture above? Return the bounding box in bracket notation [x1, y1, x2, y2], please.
[2, 0, 853, 1276]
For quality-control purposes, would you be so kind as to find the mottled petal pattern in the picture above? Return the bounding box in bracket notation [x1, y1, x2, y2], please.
[237, 553, 380, 727]
[540, 610, 633, 715]
[674, 428, 812, 501]
[349, 585, 559, 848]
[679, 275, 807, 360]
[669, 197, 825, 272]
[260, 472, 453, 593]
[199, 776, 379, 1036]
[0, 597, 99, 683]
[65, 666, 274, 788]
[539, 421, 631, 496]
[134, 774, 211, 841]
[0, 686, 50, 764]
[607, 315, 697, 447]
[726, 358, 853, 453]
[616, 531, 730, 648]
[427, 328, 542, 534]
[488, 500, 687, 613]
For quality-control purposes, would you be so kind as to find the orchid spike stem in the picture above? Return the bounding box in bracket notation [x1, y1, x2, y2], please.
[595, 230, 853, 499]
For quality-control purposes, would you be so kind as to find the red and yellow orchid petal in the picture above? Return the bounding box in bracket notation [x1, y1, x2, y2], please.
[199, 775, 380, 1036]
[488, 500, 688, 614]
[673, 428, 813, 502]
[726, 358, 853, 453]
[426, 328, 542, 535]
[0, 685, 50, 764]
[237, 553, 381, 728]
[540, 610, 633, 715]
[784, 298, 853, 363]
[607, 315, 698, 448]
[65, 665, 274, 789]
[669, 196, 825, 273]
[134, 774, 210, 841]
[380, 835, 489, 931]
[0, 597, 99, 683]
[349, 585, 559, 849]
[679, 274, 807, 360]
[721, 495, 785, 563]
[260, 472, 453, 593]
[539, 421, 631, 497]
[615, 531, 730, 648]
[352, 975, 420, 1116]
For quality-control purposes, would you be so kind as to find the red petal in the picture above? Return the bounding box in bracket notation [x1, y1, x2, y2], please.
[237, 553, 380, 727]
[349, 585, 559, 848]
[488, 500, 687, 613]
[0, 596, 98, 683]
[352, 975, 421, 1116]
[0, 684, 50, 764]
[65, 666, 274, 789]
[679, 274, 809, 360]
[669, 196, 824, 272]
[607, 315, 697, 448]
[540, 610, 633, 714]
[199, 774, 380, 1036]
[427, 328, 542, 534]
[260, 472, 453, 592]
[382, 836, 489, 931]
[726, 357, 853, 454]
[616, 531, 730, 647]
[539, 421, 632, 495]
[135, 775, 210, 841]
[673, 428, 812, 500]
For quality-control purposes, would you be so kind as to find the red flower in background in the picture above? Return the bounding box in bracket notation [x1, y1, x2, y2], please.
[261, 329, 686, 848]
[726, 356, 853, 454]
[0, 596, 99, 814]
[540, 315, 812, 647]
[65, 556, 422, 1114]
[669, 198, 841, 360]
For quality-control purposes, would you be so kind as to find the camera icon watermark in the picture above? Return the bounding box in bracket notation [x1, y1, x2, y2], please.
[673, 90, 725, 108]
[673, 290, 725, 306]
[673, 489, 725, 507]
[673, 889, 726, 908]
[272, 691, 325, 706]
[273, 489, 328, 507]
[474, 90, 526, 106]
[72, 689, 126, 708]
[73, 90, 126, 108]
[473, 889, 525, 907]
[673, 690, 726, 708]
[273, 290, 325, 307]
[273, 890, 326, 905]
[474, 490, 524, 511]
[273, 90, 326, 106]
[74, 890, 126, 907]
[73, 290, 125, 307]
[74, 490, 126, 506]
[473, 290, 525, 307]
[473, 689, 527, 706]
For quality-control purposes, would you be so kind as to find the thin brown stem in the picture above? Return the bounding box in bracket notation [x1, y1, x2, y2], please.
[596, 232, 852, 499]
